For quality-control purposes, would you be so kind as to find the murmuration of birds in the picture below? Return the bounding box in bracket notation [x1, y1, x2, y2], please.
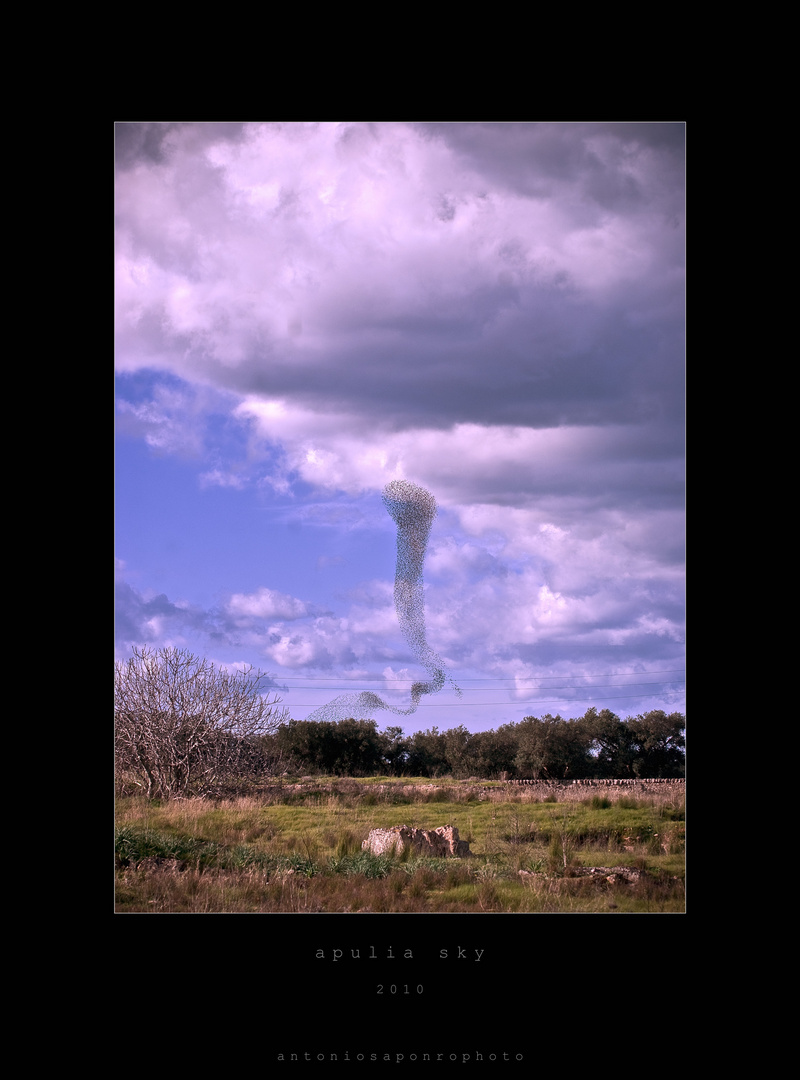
[306, 480, 461, 722]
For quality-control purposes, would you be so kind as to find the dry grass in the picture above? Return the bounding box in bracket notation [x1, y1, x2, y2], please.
[115, 779, 685, 914]
[116, 859, 684, 914]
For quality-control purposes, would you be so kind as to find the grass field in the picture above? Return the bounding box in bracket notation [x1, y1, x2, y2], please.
[115, 777, 685, 913]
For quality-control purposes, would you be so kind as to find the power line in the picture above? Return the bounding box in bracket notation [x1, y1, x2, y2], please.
[273, 668, 685, 685]
[286, 690, 685, 708]
[278, 680, 684, 693]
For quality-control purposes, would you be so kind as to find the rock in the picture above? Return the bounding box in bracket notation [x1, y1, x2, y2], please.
[362, 824, 471, 858]
[517, 866, 644, 884]
[585, 866, 642, 883]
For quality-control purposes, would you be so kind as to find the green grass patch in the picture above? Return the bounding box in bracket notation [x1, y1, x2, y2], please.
[116, 784, 684, 913]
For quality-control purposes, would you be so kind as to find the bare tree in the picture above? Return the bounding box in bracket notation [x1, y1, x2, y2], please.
[115, 646, 290, 798]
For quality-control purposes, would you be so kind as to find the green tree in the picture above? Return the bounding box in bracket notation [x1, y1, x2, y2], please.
[579, 708, 685, 778]
[469, 725, 519, 779]
[405, 727, 449, 777]
[580, 708, 636, 778]
[626, 711, 685, 777]
[381, 726, 410, 775]
[277, 718, 386, 776]
[443, 725, 475, 779]
[514, 714, 592, 779]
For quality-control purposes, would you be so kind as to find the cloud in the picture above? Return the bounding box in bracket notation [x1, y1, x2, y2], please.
[115, 122, 684, 436]
[115, 123, 685, 723]
[227, 586, 311, 622]
[114, 579, 212, 654]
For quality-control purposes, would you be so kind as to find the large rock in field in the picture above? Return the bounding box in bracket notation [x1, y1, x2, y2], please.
[362, 824, 471, 858]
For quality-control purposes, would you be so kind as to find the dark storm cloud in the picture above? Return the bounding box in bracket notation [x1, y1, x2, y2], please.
[416, 121, 685, 207]
[125, 279, 682, 437]
[116, 121, 683, 449]
[114, 121, 246, 171]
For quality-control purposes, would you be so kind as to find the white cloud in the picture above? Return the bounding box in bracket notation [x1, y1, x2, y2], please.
[115, 123, 684, 721]
[266, 634, 320, 669]
[228, 587, 310, 622]
[199, 469, 247, 489]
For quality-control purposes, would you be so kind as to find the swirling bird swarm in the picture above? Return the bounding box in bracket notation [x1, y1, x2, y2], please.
[305, 481, 460, 722]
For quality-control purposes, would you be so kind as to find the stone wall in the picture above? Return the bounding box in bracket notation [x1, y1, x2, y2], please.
[504, 778, 685, 786]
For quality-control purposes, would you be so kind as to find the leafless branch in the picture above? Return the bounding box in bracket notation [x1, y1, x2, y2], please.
[114, 646, 289, 798]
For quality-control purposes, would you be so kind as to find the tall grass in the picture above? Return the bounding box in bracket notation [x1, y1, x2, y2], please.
[116, 778, 684, 913]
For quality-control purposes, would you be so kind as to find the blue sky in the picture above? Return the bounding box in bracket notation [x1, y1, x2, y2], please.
[115, 122, 685, 734]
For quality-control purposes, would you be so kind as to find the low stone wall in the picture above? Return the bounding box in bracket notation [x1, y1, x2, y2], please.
[362, 824, 472, 858]
[505, 778, 685, 786]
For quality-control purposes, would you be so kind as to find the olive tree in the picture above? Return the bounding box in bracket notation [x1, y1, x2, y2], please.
[114, 646, 290, 798]
[514, 714, 593, 780]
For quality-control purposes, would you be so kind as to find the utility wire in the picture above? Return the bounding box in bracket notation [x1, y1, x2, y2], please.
[278, 680, 684, 693]
[285, 689, 685, 708]
[273, 668, 685, 687]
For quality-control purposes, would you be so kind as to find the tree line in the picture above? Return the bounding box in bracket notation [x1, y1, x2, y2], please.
[270, 709, 685, 781]
[115, 648, 685, 798]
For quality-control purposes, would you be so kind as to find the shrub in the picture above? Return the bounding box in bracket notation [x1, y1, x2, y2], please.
[115, 647, 288, 799]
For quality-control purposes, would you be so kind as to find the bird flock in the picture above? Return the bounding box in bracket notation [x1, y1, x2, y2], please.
[306, 481, 460, 722]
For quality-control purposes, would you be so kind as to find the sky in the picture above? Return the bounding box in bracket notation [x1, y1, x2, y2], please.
[114, 122, 685, 735]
